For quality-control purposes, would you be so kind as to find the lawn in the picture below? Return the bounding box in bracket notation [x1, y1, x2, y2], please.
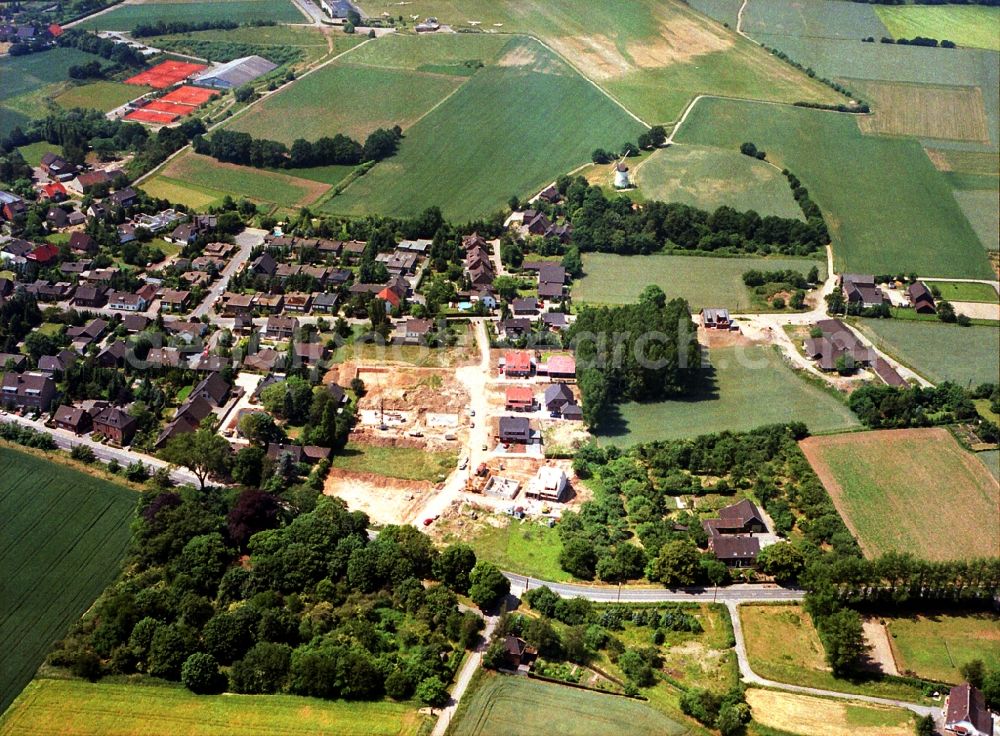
[594, 344, 860, 445]
[138, 175, 227, 211]
[449, 672, 683, 736]
[0, 446, 137, 714]
[327, 37, 645, 221]
[77, 0, 306, 31]
[738, 605, 927, 703]
[226, 61, 462, 143]
[15, 141, 55, 167]
[853, 319, 999, 386]
[634, 145, 803, 219]
[885, 611, 1000, 684]
[54, 81, 149, 112]
[800, 428, 1000, 561]
[743, 0, 889, 41]
[453, 519, 570, 582]
[331, 442, 457, 483]
[746, 689, 915, 736]
[924, 280, 999, 303]
[573, 253, 824, 311]
[0, 678, 426, 736]
[674, 97, 994, 279]
[143, 152, 331, 210]
[876, 5, 1000, 52]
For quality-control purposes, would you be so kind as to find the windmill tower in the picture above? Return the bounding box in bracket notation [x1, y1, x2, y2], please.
[613, 158, 631, 189]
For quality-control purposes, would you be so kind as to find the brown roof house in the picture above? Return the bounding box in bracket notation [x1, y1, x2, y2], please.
[93, 406, 138, 446]
[702, 499, 767, 568]
[908, 282, 936, 314]
[53, 404, 92, 434]
[945, 683, 993, 736]
[502, 636, 537, 671]
[841, 274, 885, 308]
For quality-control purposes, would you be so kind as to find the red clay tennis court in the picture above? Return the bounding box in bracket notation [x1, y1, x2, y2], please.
[142, 100, 193, 116]
[161, 85, 218, 106]
[124, 108, 179, 124]
[125, 60, 207, 89]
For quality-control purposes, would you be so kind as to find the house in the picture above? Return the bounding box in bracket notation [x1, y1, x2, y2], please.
[160, 289, 191, 313]
[67, 318, 108, 345]
[97, 341, 128, 368]
[805, 319, 876, 372]
[908, 281, 936, 314]
[243, 348, 282, 373]
[40, 152, 75, 180]
[249, 252, 278, 277]
[166, 221, 199, 245]
[118, 224, 136, 244]
[0, 191, 26, 221]
[38, 350, 75, 375]
[294, 342, 327, 365]
[706, 499, 767, 535]
[0, 353, 27, 371]
[192, 372, 230, 406]
[60, 260, 91, 276]
[502, 636, 537, 670]
[543, 383, 575, 415]
[256, 293, 284, 314]
[542, 355, 575, 381]
[27, 243, 59, 265]
[283, 292, 312, 313]
[40, 181, 67, 202]
[53, 404, 91, 434]
[122, 314, 149, 333]
[233, 315, 254, 335]
[537, 263, 566, 288]
[222, 293, 255, 316]
[505, 386, 535, 411]
[511, 297, 539, 316]
[498, 416, 532, 444]
[46, 206, 69, 229]
[404, 318, 434, 345]
[146, 347, 184, 368]
[164, 321, 207, 341]
[471, 287, 497, 310]
[502, 350, 533, 377]
[106, 187, 137, 209]
[155, 413, 199, 449]
[375, 286, 401, 311]
[842, 274, 885, 308]
[1, 371, 56, 411]
[538, 281, 566, 300]
[107, 291, 147, 312]
[526, 466, 567, 501]
[945, 683, 993, 736]
[523, 210, 552, 236]
[193, 355, 226, 373]
[541, 312, 568, 331]
[1, 238, 33, 260]
[69, 232, 97, 254]
[538, 185, 561, 204]
[341, 240, 367, 261]
[92, 406, 138, 445]
[312, 292, 339, 313]
[73, 170, 113, 194]
[265, 316, 298, 340]
[700, 308, 731, 329]
[191, 256, 224, 273]
[70, 284, 107, 309]
[266, 442, 331, 464]
[708, 535, 760, 567]
[27, 280, 71, 302]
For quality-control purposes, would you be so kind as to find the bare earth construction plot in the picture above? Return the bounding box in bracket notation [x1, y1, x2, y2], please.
[800, 429, 1000, 561]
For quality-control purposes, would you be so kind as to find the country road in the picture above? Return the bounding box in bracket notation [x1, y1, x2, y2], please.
[504, 573, 806, 603]
[431, 613, 497, 736]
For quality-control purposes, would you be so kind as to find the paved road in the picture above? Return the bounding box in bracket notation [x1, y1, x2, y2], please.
[504, 573, 806, 603]
[1, 412, 200, 486]
[431, 613, 498, 736]
[290, 0, 326, 25]
[191, 227, 266, 319]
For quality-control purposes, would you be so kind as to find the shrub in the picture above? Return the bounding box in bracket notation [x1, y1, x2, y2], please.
[181, 652, 226, 694]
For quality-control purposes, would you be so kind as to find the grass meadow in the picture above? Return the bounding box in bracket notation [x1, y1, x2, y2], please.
[885, 611, 1000, 683]
[925, 280, 998, 303]
[450, 519, 570, 582]
[152, 25, 348, 68]
[54, 81, 147, 112]
[0, 679, 426, 736]
[674, 97, 994, 279]
[853, 319, 999, 387]
[331, 443, 457, 483]
[799, 429, 1000, 561]
[449, 672, 681, 736]
[573, 253, 825, 310]
[634, 145, 804, 219]
[0, 447, 136, 714]
[594, 344, 860, 446]
[876, 5, 1000, 52]
[77, 0, 306, 31]
[327, 38, 645, 220]
[738, 605, 928, 703]
[745, 689, 915, 736]
[15, 141, 56, 167]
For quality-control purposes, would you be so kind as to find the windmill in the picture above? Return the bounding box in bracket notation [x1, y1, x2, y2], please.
[613, 154, 631, 189]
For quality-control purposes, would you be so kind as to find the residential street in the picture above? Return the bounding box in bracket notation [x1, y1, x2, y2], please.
[190, 227, 266, 319]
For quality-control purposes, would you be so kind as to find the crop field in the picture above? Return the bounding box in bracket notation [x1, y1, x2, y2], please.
[142, 152, 330, 211]
[54, 81, 148, 112]
[884, 611, 1000, 683]
[595, 344, 860, 446]
[0, 679, 426, 736]
[925, 148, 1000, 177]
[743, 0, 888, 41]
[331, 443, 457, 483]
[800, 429, 1000, 561]
[358, 0, 842, 124]
[77, 0, 306, 31]
[674, 98, 994, 279]
[153, 25, 348, 68]
[574, 253, 824, 310]
[346, 32, 511, 74]
[980, 450, 1000, 480]
[0, 447, 136, 714]
[852, 80, 990, 143]
[745, 689, 915, 736]
[876, 5, 1000, 52]
[854, 319, 999, 386]
[226, 61, 462, 143]
[687, 0, 741, 28]
[326, 38, 645, 221]
[738, 605, 927, 702]
[952, 190, 1000, 252]
[634, 145, 804, 219]
[449, 673, 681, 736]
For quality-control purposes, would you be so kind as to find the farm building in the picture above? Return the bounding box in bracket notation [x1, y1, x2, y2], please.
[945, 683, 993, 736]
[700, 308, 731, 329]
[702, 499, 766, 567]
[908, 282, 936, 314]
[804, 319, 875, 372]
[526, 466, 568, 502]
[193, 56, 278, 89]
[841, 274, 885, 308]
[319, 0, 356, 18]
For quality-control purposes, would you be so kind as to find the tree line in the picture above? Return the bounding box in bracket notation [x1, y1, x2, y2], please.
[193, 127, 402, 170]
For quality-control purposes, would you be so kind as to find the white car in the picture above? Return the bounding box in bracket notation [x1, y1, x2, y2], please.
[458, 457, 468, 470]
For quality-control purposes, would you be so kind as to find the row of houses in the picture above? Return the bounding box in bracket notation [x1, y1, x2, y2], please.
[499, 350, 576, 380]
[842, 274, 937, 314]
[503, 383, 582, 420]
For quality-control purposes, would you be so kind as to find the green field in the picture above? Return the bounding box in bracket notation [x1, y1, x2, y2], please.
[743, 0, 888, 41]
[142, 152, 330, 211]
[153, 25, 348, 68]
[327, 37, 645, 220]
[445, 519, 570, 583]
[595, 344, 860, 445]
[54, 81, 148, 112]
[0, 679, 426, 736]
[15, 141, 56, 167]
[346, 32, 511, 73]
[227, 60, 462, 143]
[739, 605, 927, 703]
[980, 450, 1000, 480]
[885, 611, 1000, 684]
[925, 280, 999, 303]
[77, 0, 306, 31]
[331, 442, 457, 483]
[877, 6, 1000, 52]
[574, 253, 824, 310]
[634, 145, 804, 219]
[675, 98, 994, 279]
[854, 319, 999, 386]
[0, 446, 136, 714]
[801, 429, 1000, 562]
[952, 189, 999, 252]
[449, 673, 683, 736]
[687, 0, 742, 27]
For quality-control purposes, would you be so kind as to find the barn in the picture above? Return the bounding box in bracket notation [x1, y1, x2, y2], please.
[193, 56, 278, 90]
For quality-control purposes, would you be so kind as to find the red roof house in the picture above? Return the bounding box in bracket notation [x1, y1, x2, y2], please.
[503, 350, 533, 377]
[376, 286, 401, 310]
[505, 386, 535, 411]
[27, 243, 60, 265]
